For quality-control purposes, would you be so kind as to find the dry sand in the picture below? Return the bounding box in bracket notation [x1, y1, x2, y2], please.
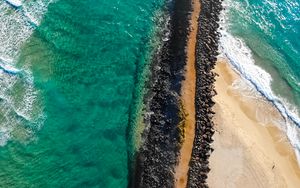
[174, 0, 200, 187]
[208, 60, 300, 188]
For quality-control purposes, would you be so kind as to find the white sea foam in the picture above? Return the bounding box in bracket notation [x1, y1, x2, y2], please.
[0, 0, 54, 145]
[0, 127, 11, 146]
[5, 0, 22, 8]
[219, 0, 300, 165]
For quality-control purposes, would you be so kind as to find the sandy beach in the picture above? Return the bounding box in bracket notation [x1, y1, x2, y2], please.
[174, 0, 200, 187]
[208, 60, 300, 187]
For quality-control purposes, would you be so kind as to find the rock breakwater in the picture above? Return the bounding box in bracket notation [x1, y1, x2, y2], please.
[132, 0, 192, 187]
[187, 0, 222, 187]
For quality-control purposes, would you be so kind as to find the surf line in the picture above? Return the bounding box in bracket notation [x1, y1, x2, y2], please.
[4, 0, 22, 8]
[174, 0, 200, 187]
[0, 57, 20, 75]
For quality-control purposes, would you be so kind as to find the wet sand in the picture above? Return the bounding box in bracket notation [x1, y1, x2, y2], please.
[174, 0, 200, 187]
[208, 60, 300, 188]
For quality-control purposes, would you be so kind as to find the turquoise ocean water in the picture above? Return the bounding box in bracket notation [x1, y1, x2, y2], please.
[0, 0, 164, 187]
[221, 0, 300, 160]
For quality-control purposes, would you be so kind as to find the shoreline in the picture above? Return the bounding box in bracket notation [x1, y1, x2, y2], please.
[174, 0, 200, 187]
[208, 60, 300, 187]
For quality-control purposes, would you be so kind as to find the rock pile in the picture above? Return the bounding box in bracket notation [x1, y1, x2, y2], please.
[132, 0, 192, 187]
[187, 0, 222, 187]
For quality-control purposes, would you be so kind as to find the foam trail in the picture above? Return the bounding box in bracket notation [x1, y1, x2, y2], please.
[219, 0, 300, 164]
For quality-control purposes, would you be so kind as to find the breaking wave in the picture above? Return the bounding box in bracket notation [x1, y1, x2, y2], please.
[218, 0, 300, 164]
